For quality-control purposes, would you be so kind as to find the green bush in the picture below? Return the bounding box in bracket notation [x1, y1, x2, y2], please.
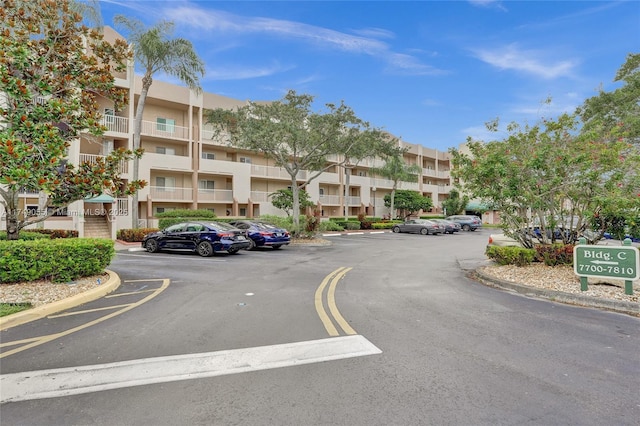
[344, 221, 361, 230]
[117, 228, 160, 242]
[372, 222, 395, 230]
[319, 220, 344, 232]
[258, 215, 293, 230]
[0, 238, 114, 283]
[535, 243, 574, 266]
[28, 229, 78, 239]
[0, 231, 49, 240]
[156, 209, 216, 218]
[486, 246, 536, 266]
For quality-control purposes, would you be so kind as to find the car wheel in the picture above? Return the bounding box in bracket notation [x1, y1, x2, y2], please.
[145, 239, 159, 253]
[196, 241, 214, 257]
[420, 228, 428, 235]
[462, 224, 471, 231]
[272, 244, 282, 249]
[227, 247, 240, 254]
[246, 238, 256, 250]
[392, 226, 401, 233]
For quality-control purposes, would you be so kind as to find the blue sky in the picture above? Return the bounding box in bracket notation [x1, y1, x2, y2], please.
[99, 1, 639, 151]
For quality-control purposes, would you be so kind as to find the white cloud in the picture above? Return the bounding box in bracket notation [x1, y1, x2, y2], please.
[468, 0, 508, 12]
[473, 44, 577, 79]
[205, 62, 295, 81]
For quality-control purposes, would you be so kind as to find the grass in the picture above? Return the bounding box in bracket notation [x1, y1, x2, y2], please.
[0, 303, 32, 317]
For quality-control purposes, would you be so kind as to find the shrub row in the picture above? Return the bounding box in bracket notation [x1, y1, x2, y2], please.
[0, 229, 78, 240]
[0, 238, 115, 283]
[117, 228, 160, 242]
[486, 243, 575, 267]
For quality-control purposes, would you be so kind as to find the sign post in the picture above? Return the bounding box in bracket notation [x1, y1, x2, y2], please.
[574, 238, 639, 295]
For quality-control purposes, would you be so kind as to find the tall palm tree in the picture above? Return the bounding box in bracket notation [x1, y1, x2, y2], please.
[370, 154, 421, 219]
[113, 16, 205, 228]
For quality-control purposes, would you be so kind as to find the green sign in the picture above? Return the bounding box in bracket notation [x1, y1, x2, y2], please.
[574, 245, 639, 280]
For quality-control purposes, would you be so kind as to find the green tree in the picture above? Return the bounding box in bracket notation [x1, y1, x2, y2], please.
[370, 154, 421, 219]
[0, 0, 145, 240]
[442, 189, 468, 216]
[384, 189, 432, 219]
[205, 90, 397, 234]
[269, 188, 314, 217]
[113, 16, 205, 228]
[450, 112, 639, 247]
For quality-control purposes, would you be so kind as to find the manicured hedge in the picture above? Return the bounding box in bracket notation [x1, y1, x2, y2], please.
[485, 246, 536, 266]
[117, 228, 160, 242]
[0, 238, 114, 283]
[0, 229, 78, 240]
[0, 231, 49, 240]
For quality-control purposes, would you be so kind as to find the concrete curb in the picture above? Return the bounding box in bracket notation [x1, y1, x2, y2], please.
[0, 269, 121, 330]
[472, 269, 640, 317]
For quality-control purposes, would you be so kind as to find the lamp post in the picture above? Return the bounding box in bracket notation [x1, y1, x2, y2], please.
[372, 186, 376, 217]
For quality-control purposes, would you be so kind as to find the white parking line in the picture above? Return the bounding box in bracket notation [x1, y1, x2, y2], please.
[1, 335, 381, 403]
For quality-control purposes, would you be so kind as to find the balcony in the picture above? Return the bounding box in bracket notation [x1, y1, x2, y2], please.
[149, 186, 193, 201]
[197, 189, 233, 202]
[141, 120, 189, 141]
[79, 153, 128, 174]
[251, 165, 307, 180]
[250, 191, 271, 202]
[319, 195, 341, 205]
[141, 153, 192, 171]
[346, 196, 361, 206]
[100, 115, 129, 134]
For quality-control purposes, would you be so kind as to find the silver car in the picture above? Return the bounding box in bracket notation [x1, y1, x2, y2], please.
[392, 219, 445, 235]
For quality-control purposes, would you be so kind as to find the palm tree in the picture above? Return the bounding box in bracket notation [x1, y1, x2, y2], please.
[113, 16, 205, 228]
[370, 154, 421, 219]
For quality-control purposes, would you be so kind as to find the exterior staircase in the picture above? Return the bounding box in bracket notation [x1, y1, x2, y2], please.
[84, 216, 111, 239]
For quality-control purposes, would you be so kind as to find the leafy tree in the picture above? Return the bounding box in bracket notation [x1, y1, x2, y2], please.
[369, 153, 421, 219]
[113, 16, 205, 228]
[578, 53, 640, 146]
[384, 190, 432, 219]
[205, 90, 397, 234]
[450, 112, 639, 247]
[269, 188, 314, 217]
[442, 189, 468, 216]
[0, 0, 145, 240]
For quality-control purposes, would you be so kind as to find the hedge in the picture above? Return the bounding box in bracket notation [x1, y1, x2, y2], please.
[0, 229, 78, 240]
[485, 246, 536, 266]
[117, 228, 160, 242]
[0, 238, 114, 283]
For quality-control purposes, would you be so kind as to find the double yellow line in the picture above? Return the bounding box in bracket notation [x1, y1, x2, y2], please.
[314, 267, 357, 337]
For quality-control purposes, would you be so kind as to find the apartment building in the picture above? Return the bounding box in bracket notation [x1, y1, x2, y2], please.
[4, 27, 453, 239]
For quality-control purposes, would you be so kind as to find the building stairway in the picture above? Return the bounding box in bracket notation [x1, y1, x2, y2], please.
[84, 216, 111, 239]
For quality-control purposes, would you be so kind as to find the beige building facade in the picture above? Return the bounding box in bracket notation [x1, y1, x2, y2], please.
[3, 27, 455, 239]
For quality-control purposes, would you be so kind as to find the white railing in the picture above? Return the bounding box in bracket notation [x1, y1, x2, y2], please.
[150, 186, 193, 201]
[79, 153, 128, 174]
[319, 195, 340, 205]
[346, 196, 361, 206]
[116, 198, 128, 216]
[141, 120, 189, 140]
[250, 191, 271, 202]
[251, 165, 307, 180]
[201, 126, 230, 146]
[370, 178, 395, 189]
[100, 115, 129, 134]
[197, 189, 233, 202]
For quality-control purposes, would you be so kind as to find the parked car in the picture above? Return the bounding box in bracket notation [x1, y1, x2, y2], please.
[392, 219, 444, 235]
[430, 219, 461, 234]
[445, 215, 482, 231]
[142, 221, 251, 256]
[229, 220, 291, 250]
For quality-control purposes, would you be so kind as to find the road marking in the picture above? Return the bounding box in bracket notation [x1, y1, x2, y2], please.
[315, 267, 355, 336]
[0, 279, 170, 359]
[0, 335, 381, 403]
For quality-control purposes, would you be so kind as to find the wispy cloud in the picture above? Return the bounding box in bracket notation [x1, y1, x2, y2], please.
[468, 0, 508, 12]
[162, 4, 444, 76]
[472, 44, 577, 79]
[205, 62, 295, 81]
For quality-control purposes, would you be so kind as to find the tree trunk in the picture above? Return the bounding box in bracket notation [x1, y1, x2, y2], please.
[131, 77, 152, 229]
[291, 176, 300, 235]
[2, 189, 20, 240]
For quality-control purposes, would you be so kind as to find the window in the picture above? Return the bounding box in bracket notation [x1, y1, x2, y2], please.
[198, 180, 215, 191]
[155, 207, 175, 215]
[239, 207, 246, 216]
[201, 152, 215, 160]
[239, 156, 251, 164]
[156, 118, 175, 133]
[155, 176, 176, 190]
[104, 108, 115, 125]
[319, 188, 325, 196]
[358, 171, 367, 177]
[156, 146, 176, 155]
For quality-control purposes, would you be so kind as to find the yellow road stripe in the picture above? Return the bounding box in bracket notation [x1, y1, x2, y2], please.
[327, 267, 357, 335]
[106, 289, 158, 298]
[0, 279, 170, 359]
[314, 267, 346, 336]
[48, 304, 132, 319]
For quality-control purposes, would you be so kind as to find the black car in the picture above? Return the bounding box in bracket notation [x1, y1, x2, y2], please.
[142, 221, 251, 256]
[228, 220, 291, 250]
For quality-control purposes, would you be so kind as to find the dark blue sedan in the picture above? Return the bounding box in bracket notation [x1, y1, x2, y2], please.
[229, 220, 291, 250]
[142, 221, 251, 256]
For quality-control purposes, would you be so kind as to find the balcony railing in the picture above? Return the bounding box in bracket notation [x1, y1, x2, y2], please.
[251, 165, 307, 180]
[250, 191, 271, 202]
[150, 186, 193, 201]
[141, 120, 189, 140]
[319, 195, 340, 205]
[100, 115, 129, 134]
[79, 153, 129, 174]
[197, 189, 233, 202]
[346, 196, 361, 206]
